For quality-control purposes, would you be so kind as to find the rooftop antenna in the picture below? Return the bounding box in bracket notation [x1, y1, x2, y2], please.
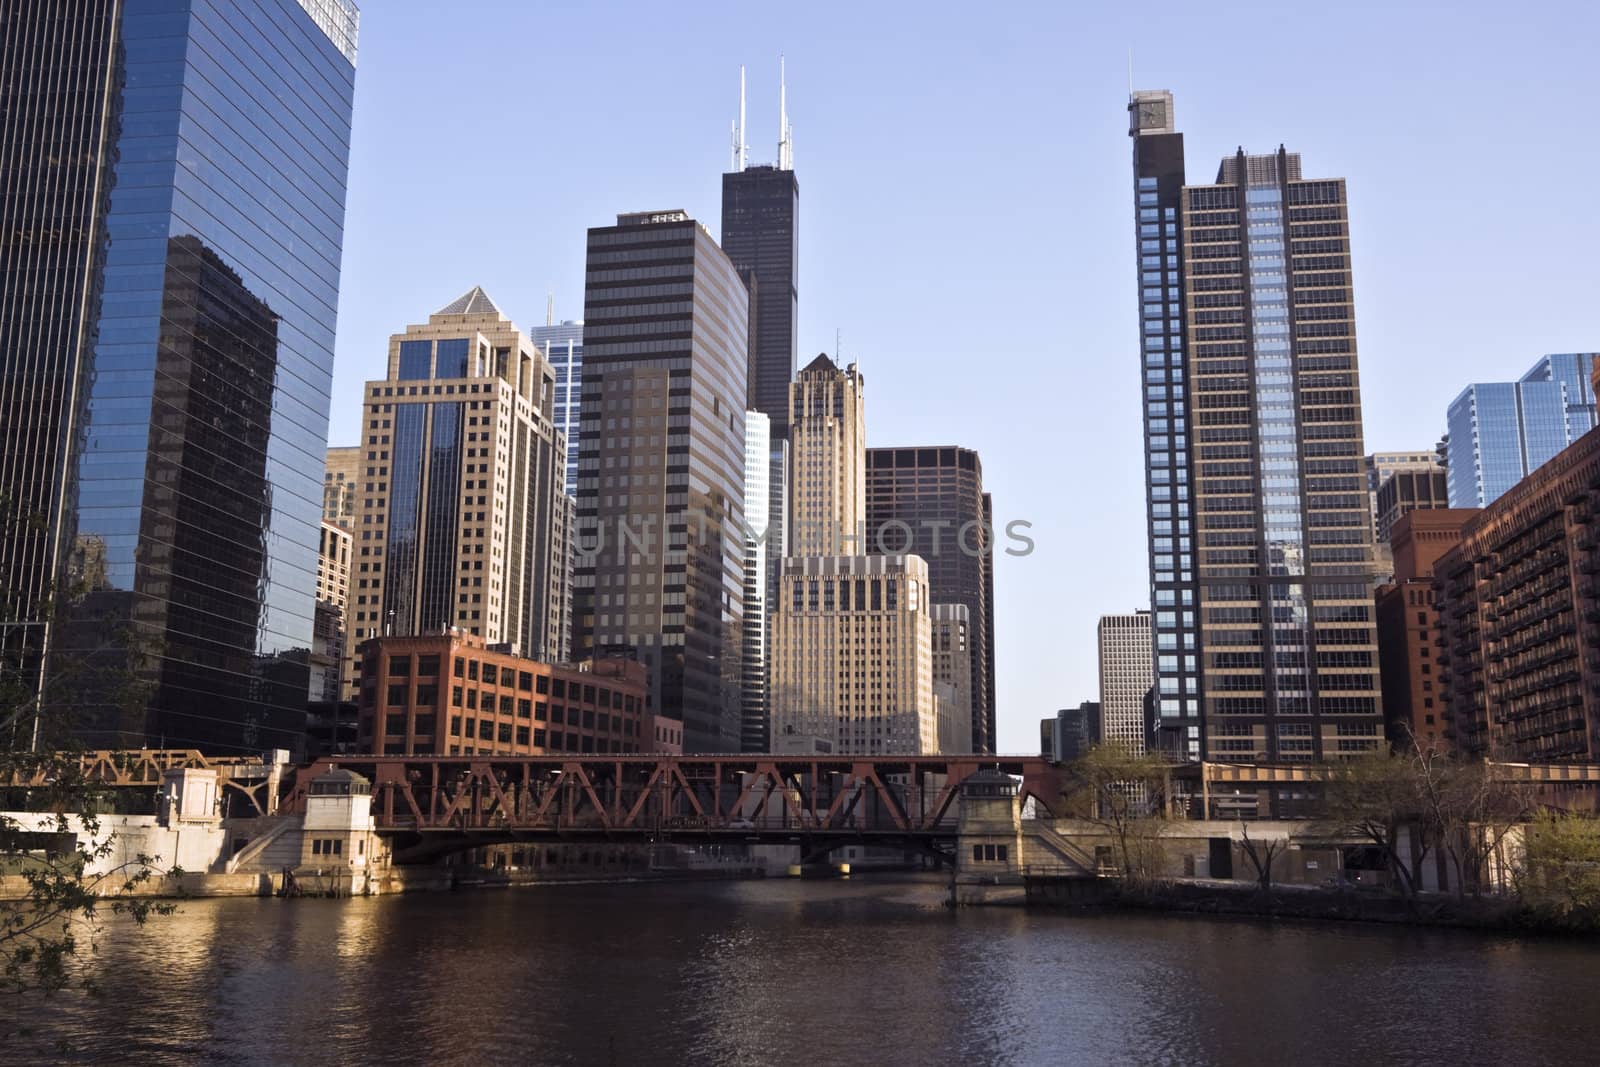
[835, 327, 841, 362]
[1127, 49, 1133, 97]
[545, 291, 554, 328]
[778, 55, 792, 170]
[731, 65, 747, 171]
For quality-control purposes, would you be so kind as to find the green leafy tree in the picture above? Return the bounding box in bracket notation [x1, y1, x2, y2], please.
[1520, 810, 1600, 918]
[1, 493, 174, 1022]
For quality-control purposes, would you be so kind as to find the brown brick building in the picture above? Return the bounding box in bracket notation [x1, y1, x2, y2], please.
[1375, 509, 1477, 753]
[357, 633, 658, 756]
[1435, 429, 1600, 761]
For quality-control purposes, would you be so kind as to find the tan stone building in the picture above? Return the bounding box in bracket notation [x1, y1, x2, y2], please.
[323, 445, 361, 528]
[932, 603, 973, 754]
[789, 354, 865, 556]
[771, 554, 938, 754]
[312, 520, 351, 701]
[345, 288, 570, 694]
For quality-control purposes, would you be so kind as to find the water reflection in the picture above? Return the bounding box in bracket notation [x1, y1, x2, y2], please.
[30, 879, 1600, 1065]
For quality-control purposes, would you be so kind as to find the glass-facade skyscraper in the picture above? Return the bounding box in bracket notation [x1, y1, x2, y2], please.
[1129, 90, 1201, 757]
[529, 319, 583, 496]
[0, 0, 359, 753]
[741, 411, 771, 753]
[1130, 91, 1385, 770]
[1446, 353, 1599, 509]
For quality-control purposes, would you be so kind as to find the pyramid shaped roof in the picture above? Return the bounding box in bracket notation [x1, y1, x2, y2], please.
[435, 286, 503, 317]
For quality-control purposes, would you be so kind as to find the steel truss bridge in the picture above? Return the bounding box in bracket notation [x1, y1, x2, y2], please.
[288, 754, 1067, 861]
[1, 749, 1067, 862]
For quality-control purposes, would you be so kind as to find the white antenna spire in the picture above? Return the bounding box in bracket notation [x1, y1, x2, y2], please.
[731, 65, 747, 171]
[778, 55, 792, 170]
[545, 291, 554, 328]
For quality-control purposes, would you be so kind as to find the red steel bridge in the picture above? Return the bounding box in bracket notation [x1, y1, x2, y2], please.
[1, 749, 1067, 861]
[285, 754, 1067, 861]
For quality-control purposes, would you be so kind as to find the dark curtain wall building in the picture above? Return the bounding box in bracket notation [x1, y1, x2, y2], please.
[0, 0, 124, 745]
[865, 447, 995, 753]
[720, 166, 798, 439]
[721, 162, 798, 753]
[0, 0, 359, 753]
[575, 212, 749, 753]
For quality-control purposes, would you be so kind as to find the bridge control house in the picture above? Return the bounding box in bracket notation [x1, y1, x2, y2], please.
[357, 633, 660, 756]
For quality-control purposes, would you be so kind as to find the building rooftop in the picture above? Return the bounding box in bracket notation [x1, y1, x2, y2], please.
[435, 286, 503, 318]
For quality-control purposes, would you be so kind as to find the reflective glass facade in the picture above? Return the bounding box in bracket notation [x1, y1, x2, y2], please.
[529, 320, 583, 496]
[1446, 353, 1600, 509]
[1128, 90, 1202, 758]
[0, 1, 125, 746]
[741, 411, 771, 752]
[2, 0, 358, 753]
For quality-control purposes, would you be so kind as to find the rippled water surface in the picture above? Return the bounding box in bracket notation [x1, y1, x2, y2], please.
[19, 877, 1600, 1064]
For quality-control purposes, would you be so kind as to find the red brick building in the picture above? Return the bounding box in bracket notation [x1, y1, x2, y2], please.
[1435, 428, 1600, 761]
[1375, 509, 1478, 753]
[357, 633, 662, 756]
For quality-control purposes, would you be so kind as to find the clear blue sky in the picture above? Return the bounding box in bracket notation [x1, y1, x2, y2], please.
[329, 0, 1599, 753]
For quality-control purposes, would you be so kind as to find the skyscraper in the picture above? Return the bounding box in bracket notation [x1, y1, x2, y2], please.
[741, 411, 772, 752]
[528, 318, 584, 496]
[771, 554, 938, 755]
[864, 447, 994, 753]
[721, 65, 798, 439]
[346, 289, 569, 691]
[1, 0, 359, 753]
[1131, 90, 1385, 764]
[789, 355, 866, 555]
[1098, 612, 1153, 754]
[575, 210, 748, 753]
[1445, 353, 1600, 508]
[1128, 89, 1202, 759]
[722, 66, 799, 680]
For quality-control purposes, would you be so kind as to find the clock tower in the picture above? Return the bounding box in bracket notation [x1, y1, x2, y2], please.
[1129, 89, 1175, 136]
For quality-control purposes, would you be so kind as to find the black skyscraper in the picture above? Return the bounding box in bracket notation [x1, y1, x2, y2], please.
[576, 211, 749, 754]
[720, 166, 798, 439]
[866, 447, 995, 754]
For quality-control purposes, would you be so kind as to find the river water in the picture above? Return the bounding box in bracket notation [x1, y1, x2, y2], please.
[17, 876, 1600, 1065]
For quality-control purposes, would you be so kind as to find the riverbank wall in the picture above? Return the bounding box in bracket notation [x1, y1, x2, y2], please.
[0, 857, 772, 901]
[1019, 877, 1600, 937]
